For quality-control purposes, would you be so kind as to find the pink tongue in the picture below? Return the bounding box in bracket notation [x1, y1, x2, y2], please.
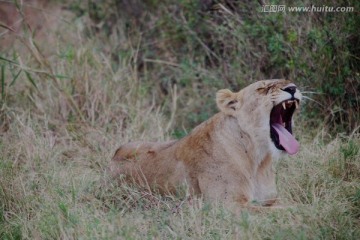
[272, 123, 299, 155]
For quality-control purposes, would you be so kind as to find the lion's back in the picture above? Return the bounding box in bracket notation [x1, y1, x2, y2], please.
[112, 140, 177, 162]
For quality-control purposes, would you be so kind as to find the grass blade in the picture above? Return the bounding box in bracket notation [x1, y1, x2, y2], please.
[0, 22, 15, 32]
[9, 70, 22, 87]
[24, 71, 38, 89]
[54, 74, 70, 79]
[1, 65, 4, 99]
[0, 55, 17, 65]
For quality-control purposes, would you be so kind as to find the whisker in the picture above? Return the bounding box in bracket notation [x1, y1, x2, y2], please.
[302, 95, 326, 108]
[301, 91, 322, 95]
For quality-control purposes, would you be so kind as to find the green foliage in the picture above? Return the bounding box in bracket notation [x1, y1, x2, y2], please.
[64, 0, 358, 133]
[1, 0, 359, 132]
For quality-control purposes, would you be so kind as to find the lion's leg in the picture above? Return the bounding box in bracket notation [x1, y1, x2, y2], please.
[196, 172, 254, 209]
[254, 154, 278, 206]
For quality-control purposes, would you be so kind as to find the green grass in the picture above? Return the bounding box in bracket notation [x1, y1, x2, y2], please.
[0, 1, 359, 239]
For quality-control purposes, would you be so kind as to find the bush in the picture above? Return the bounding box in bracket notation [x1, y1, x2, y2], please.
[61, 0, 359, 134]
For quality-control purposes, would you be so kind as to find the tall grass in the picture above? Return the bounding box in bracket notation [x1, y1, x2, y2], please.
[0, 1, 359, 239]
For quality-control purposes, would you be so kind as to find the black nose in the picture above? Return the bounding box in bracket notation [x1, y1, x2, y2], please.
[283, 86, 296, 95]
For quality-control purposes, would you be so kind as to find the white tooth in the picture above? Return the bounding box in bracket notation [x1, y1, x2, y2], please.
[295, 101, 299, 109]
[282, 102, 286, 110]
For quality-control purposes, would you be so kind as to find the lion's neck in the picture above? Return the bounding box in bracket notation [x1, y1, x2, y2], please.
[180, 113, 273, 169]
[211, 113, 272, 167]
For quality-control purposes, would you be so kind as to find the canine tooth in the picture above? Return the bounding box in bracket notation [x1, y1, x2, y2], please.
[295, 101, 299, 109]
[282, 102, 286, 110]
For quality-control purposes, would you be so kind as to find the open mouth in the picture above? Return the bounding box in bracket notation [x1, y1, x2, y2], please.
[270, 99, 300, 155]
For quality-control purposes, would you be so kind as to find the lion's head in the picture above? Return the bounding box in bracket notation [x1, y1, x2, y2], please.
[216, 79, 302, 157]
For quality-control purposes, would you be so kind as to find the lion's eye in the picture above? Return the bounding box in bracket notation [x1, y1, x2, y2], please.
[256, 87, 270, 95]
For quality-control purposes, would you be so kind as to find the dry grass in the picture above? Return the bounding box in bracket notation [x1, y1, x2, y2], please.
[1, 110, 359, 239]
[0, 1, 359, 239]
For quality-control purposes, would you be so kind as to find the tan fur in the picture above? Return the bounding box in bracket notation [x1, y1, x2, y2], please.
[110, 79, 301, 208]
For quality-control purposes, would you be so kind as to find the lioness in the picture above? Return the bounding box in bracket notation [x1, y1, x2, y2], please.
[110, 79, 301, 208]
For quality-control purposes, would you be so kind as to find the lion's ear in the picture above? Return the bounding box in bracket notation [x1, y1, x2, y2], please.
[216, 89, 240, 115]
